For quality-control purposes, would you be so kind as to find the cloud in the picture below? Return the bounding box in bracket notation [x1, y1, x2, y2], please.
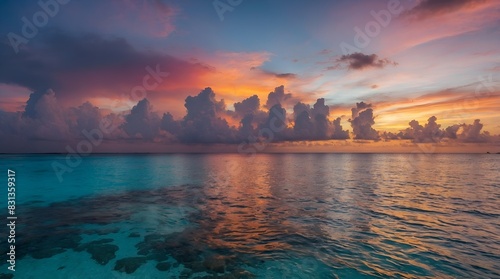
[397, 117, 493, 143]
[350, 102, 379, 140]
[234, 95, 260, 117]
[177, 88, 237, 143]
[293, 109, 314, 140]
[259, 103, 289, 141]
[332, 117, 350, 140]
[292, 102, 313, 140]
[290, 98, 335, 140]
[0, 86, 498, 152]
[251, 67, 298, 80]
[398, 116, 445, 143]
[288, 98, 351, 141]
[122, 99, 161, 140]
[0, 30, 210, 104]
[20, 89, 70, 140]
[265, 85, 293, 108]
[311, 99, 331, 140]
[404, 0, 488, 20]
[351, 101, 371, 118]
[292, 102, 310, 119]
[458, 119, 487, 142]
[335, 53, 397, 71]
[68, 102, 103, 135]
[274, 73, 297, 79]
[312, 98, 330, 118]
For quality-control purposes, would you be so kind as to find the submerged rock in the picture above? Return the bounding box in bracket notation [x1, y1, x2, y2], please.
[128, 232, 140, 238]
[203, 254, 226, 273]
[155, 262, 171, 271]
[31, 247, 66, 259]
[77, 239, 118, 265]
[114, 257, 148, 274]
[87, 243, 119, 265]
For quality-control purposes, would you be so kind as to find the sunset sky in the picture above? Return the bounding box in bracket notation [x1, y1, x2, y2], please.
[0, 0, 499, 153]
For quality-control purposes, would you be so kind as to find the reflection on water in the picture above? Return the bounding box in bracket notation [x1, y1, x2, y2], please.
[0, 154, 499, 278]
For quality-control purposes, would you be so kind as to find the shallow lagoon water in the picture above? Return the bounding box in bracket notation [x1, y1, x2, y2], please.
[0, 154, 499, 278]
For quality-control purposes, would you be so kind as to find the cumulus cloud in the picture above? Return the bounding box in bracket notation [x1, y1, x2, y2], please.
[257, 103, 289, 141]
[234, 95, 260, 117]
[178, 88, 237, 143]
[122, 99, 161, 140]
[291, 99, 336, 140]
[350, 102, 379, 140]
[68, 102, 102, 136]
[398, 117, 493, 143]
[1, 90, 101, 142]
[311, 99, 331, 140]
[398, 116, 444, 143]
[332, 117, 350, 140]
[0, 85, 498, 152]
[160, 112, 181, 137]
[20, 89, 70, 140]
[458, 119, 489, 142]
[335, 53, 397, 71]
[293, 102, 311, 119]
[351, 101, 371, 118]
[265, 85, 293, 108]
[293, 103, 313, 140]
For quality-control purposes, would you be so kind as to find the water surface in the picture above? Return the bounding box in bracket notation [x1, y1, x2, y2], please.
[0, 154, 499, 278]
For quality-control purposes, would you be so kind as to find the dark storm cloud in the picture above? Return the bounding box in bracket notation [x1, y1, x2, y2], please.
[336, 53, 397, 71]
[0, 30, 210, 101]
[404, 0, 487, 19]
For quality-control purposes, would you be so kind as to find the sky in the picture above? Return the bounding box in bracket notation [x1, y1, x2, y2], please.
[0, 0, 499, 153]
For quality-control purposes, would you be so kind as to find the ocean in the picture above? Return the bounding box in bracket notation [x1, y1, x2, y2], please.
[0, 154, 499, 278]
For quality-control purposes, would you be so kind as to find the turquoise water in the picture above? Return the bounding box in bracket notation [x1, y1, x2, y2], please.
[0, 154, 499, 278]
